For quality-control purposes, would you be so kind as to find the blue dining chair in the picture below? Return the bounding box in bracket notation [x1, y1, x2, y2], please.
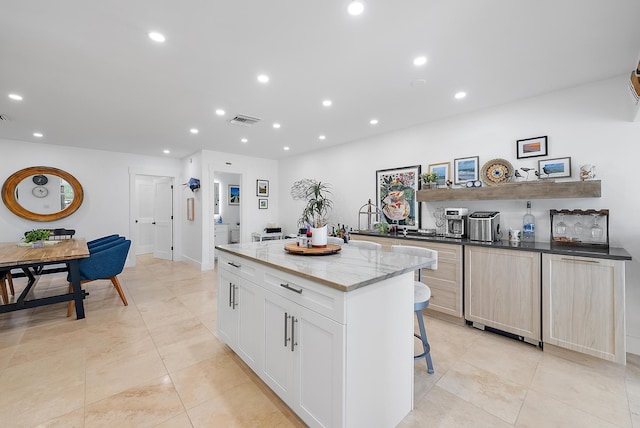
[87, 234, 121, 248]
[66, 239, 131, 317]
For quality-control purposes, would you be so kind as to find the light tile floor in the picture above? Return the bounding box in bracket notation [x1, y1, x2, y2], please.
[1, 255, 639, 427]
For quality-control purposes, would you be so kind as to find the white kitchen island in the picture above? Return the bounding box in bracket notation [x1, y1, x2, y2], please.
[216, 239, 435, 428]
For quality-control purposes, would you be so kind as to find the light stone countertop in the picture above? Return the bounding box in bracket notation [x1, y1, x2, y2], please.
[216, 238, 435, 292]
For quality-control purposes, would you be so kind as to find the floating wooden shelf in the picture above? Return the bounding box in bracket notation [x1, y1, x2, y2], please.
[417, 180, 601, 202]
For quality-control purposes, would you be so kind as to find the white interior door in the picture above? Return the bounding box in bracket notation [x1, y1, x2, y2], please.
[154, 178, 173, 260]
[135, 178, 155, 255]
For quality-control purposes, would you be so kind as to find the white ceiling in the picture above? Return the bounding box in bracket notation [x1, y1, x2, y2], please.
[1, 1, 639, 160]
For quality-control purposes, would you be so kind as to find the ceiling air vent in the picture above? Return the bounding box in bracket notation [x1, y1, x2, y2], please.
[229, 114, 261, 127]
[0, 114, 9, 121]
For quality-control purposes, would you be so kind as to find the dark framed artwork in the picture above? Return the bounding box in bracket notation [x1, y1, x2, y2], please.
[376, 165, 421, 230]
[453, 156, 479, 185]
[538, 157, 572, 179]
[256, 179, 269, 197]
[516, 136, 548, 159]
[228, 185, 240, 205]
[258, 198, 268, 209]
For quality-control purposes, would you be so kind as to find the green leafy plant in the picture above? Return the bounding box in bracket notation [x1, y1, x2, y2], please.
[420, 172, 438, 184]
[24, 229, 51, 243]
[290, 179, 333, 228]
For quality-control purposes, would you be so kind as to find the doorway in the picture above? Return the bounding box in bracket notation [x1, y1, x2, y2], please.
[213, 172, 242, 259]
[134, 174, 174, 260]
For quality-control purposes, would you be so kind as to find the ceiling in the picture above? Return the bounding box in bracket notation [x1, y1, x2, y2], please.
[1, 1, 639, 160]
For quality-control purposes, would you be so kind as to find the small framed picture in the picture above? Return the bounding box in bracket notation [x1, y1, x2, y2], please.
[428, 162, 450, 186]
[186, 197, 194, 221]
[258, 198, 268, 209]
[256, 179, 269, 197]
[228, 185, 240, 205]
[517, 136, 548, 159]
[538, 157, 572, 179]
[453, 156, 479, 184]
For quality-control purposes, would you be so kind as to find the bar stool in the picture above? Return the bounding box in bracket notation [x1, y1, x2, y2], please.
[391, 245, 438, 374]
[347, 240, 381, 250]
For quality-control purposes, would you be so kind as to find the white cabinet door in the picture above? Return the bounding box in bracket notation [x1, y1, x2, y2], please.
[217, 268, 239, 348]
[465, 246, 541, 343]
[542, 254, 626, 364]
[262, 288, 344, 428]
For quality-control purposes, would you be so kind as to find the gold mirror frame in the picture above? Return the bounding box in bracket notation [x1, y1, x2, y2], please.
[1, 166, 84, 222]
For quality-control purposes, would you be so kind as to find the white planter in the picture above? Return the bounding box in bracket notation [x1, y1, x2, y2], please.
[310, 225, 328, 247]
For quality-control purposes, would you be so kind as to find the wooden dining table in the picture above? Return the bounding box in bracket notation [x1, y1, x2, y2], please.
[0, 238, 90, 319]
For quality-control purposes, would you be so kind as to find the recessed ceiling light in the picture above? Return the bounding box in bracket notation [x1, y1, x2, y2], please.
[370, 119, 379, 125]
[413, 56, 427, 66]
[347, 1, 365, 16]
[273, 123, 281, 129]
[319, 135, 326, 140]
[215, 109, 225, 116]
[163, 149, 170, 154]
[322, 100, 332, 107]
[33, 132, 43, 138]
[8, 94, 23, 101]
[257, 74, 270, 83]
[190, 128, 199, 134]
[455, 91, 467, 99]
[148, 32, 166, 43]
[241, 138, 248, 143]
[283, 146, 290, 151]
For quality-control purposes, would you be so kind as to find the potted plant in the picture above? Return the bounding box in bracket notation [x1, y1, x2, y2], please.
[24, 229, 51, 247]
[420, 172, 439, 189]
[290, 179, 333, 246]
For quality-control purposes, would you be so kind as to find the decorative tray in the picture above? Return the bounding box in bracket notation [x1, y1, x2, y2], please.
[284, 243, 341, 256]
[480, 158, 514, 186]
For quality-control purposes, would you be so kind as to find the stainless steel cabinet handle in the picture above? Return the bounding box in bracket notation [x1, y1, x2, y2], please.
[280, 283, 303, 294]
[228, 261, 241, 268]
[232, 284, 238, 309]
[228, 282, 233, 308]
[560, 257, 599, 264]
[291, 317, 298, 352]
[284, 312, 290, 347]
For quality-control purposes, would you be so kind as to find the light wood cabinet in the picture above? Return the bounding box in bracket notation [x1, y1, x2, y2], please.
[349, 235, 463, 318]
[542, 254, 626, 364]
[465, 246, 541, 344]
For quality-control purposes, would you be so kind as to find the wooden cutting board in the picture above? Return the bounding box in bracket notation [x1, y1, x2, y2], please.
[284, 243, 341, 255]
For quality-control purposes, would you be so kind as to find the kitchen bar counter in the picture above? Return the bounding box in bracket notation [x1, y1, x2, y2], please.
[216, 238, 434, 291]
[351, 230, 631, 261]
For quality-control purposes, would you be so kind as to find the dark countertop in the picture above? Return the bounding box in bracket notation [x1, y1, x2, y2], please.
[350, 230, 632, 261]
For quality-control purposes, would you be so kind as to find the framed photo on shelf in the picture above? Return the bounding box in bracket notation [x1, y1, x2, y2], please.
[256, 179, 269, 197]
[228, 185, 240, 205]
[453, 156, 479, 184]
[428, 162, 450, 186]
[516, 136, 548, 159]
[376, 165, 421, 230]
[258, 198, 268, 209]
[538, 157, 572, 179]
[186, 197, 194, 221]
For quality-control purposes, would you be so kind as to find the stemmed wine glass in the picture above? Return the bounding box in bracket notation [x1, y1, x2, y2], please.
[554, 213, 567, 238]
[590, 214, 603, 240]
[572, 214, 585, 240]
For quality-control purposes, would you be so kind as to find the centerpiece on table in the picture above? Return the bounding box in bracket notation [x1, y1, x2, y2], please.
[24, 229, 51, 248]
[290, 179, 333, 247]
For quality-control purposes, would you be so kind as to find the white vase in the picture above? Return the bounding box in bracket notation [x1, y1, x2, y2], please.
[310, 225, 328, 247]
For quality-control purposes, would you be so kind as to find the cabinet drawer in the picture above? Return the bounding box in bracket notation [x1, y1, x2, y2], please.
[262, 268, 345, 324]
[426, 282, 460, 316]
[219, 255, 259, 282]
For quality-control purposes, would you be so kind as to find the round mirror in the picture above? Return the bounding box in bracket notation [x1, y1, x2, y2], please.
[2, 166, 84, 221]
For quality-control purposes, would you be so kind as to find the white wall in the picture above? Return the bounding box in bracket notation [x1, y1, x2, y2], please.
[0, 138, 182, 266]
[278, 75, 640, 355]
[180, 152, 203, 268]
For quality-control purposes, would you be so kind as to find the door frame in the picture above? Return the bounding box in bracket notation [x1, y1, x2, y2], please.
[129, 167, 181, 268]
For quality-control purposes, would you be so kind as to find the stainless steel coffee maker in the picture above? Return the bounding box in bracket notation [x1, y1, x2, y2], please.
[445, 208, 468, 238]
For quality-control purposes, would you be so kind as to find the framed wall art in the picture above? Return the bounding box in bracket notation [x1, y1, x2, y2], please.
[538, 157, 572, 179]
[228, 185, 240, 205]
[453, 156, 479, 184]
[428, 162, 450, 186]
[517, 136, 548, 159]
[258, 198, 268, 209]
[256, 179, 269, 197]
[376, 165, 421, 230]
[187, 197, 194, 221]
